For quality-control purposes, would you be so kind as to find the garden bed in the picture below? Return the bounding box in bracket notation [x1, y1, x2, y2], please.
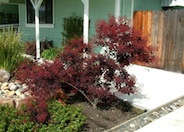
[67, 94, 144, 132]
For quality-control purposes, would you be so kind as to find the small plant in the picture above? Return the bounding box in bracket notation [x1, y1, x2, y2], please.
[0, 27, 24, 72]
[41, 47, 63, 60]
[0, 104, 34, 132]
[62, 13, 83, 45]
[25, 39, 53, 57]
[0, 100, 86, 132]
[41, 100, 86, 132]
[24, 41, 36, 56]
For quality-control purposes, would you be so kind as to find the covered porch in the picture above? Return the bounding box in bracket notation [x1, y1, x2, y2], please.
[0, 0, 134, 59]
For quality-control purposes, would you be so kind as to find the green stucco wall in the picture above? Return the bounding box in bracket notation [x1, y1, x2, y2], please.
[19, 0, 117, 47]
[18, 0, 162, 47]
[89, 0, 115, 37]
[134, 0, 162, 11]
[19, 0, 84, 47]
[121, 0, 133, 19]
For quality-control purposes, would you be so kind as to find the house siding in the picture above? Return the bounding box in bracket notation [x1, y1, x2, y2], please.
[89, 0, 115, 37]
[134, 0, 162, 11]
[18, 0, 162, 47]
[20, 0, 83, 47]
[19, 0, 116, 47]
[121, 0, 133, 19]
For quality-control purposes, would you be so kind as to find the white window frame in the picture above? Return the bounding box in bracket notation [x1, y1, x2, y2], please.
[25, 0, 55, 28]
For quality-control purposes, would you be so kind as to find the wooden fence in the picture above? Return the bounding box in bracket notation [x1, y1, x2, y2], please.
[133, 9, 184, 73]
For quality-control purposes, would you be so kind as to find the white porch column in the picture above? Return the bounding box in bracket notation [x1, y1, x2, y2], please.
[30, 0, 43, 60]
[115, 0, 121, 18]
[81, 0, 89, 44]
[131, 0, 134, 20]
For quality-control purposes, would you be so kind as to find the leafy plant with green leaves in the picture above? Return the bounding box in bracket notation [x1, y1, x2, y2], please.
[0, 104, 34, 132]
[0, 27, 24, 72]
[39, 100, 86, 132]
[62, 13, 83, 45]
[0, 100, 86, 132]
[41, 47, 63, 60]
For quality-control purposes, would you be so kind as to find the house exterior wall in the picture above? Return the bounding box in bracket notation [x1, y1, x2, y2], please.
[19, 0, 83, 47]
[18, 0, 162, 47]
[89, 0, 115, 37]
[121, 0, 133, 19]
[19, 0, 118, 47]
[134, 0, 162, 11]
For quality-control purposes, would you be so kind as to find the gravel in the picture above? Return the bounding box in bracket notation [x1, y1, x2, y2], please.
[105, 96, 184, 132]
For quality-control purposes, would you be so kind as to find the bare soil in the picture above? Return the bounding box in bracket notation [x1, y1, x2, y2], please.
[68, 94, 144, 132]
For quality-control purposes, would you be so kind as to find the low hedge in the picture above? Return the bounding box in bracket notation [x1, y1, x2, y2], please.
[0, 100, 86, 132]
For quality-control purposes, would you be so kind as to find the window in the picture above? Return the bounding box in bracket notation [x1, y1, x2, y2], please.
[0, 4, 19, 25]
[26, 0, 53, 25]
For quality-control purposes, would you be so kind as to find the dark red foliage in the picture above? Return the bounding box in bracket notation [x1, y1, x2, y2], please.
[95, 15, 155, 66]
[15, 59, 64, 99]
[15, 15, 155, 109]
[57, 37, 137, 108]
[22, 97, 48, 123]
[14, 59, 66, 123]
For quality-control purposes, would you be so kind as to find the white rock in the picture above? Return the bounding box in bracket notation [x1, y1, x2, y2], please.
[16, 88, 25, 93]
[15, 91, 21, 96]
[22, 85, 28, 90]
[19, 94, 26, 99]
[8, 91, 16, 97]
[2, 90, 10, 94]
[22, 84, 27, 87]
[16, 84, 22, 88]
[8, 82, 15, 87]
[9, 85, 17, 91]
[170, 105, 177, 111]
[0, 70, 10, 83]
[24, 91, 31, 97]
[1, 82, 9, 89]
[1, 86, 9, 90]
[130, 124, 135, 128]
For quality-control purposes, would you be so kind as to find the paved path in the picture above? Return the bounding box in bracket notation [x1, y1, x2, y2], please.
[118, 64, 184, 110]
[117, 65, 184, 131]
[135, 106, 184, 132]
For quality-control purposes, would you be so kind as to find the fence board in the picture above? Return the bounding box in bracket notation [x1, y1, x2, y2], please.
[157, 11, 164, 68]
[133, 9, 184, 73]
[179, 10, 184, 73]
[174, 10, 181, 72]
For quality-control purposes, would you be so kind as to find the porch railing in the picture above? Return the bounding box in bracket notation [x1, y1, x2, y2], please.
[0, 24, 19, 32]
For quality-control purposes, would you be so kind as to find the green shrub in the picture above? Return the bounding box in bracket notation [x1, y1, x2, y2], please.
[40, 100, 86, 132]
[62, 13, 83, 45]
[0, 100, 86, 132]
[0, 105, 34, 132]
[41, 47, 62, 60]
[0, 27, 24, 72]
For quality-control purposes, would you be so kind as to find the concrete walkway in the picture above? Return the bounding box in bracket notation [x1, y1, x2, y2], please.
[135, 106, 184, 132]
[117, 65, 184, 132]
[118, 64, 184, 110]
